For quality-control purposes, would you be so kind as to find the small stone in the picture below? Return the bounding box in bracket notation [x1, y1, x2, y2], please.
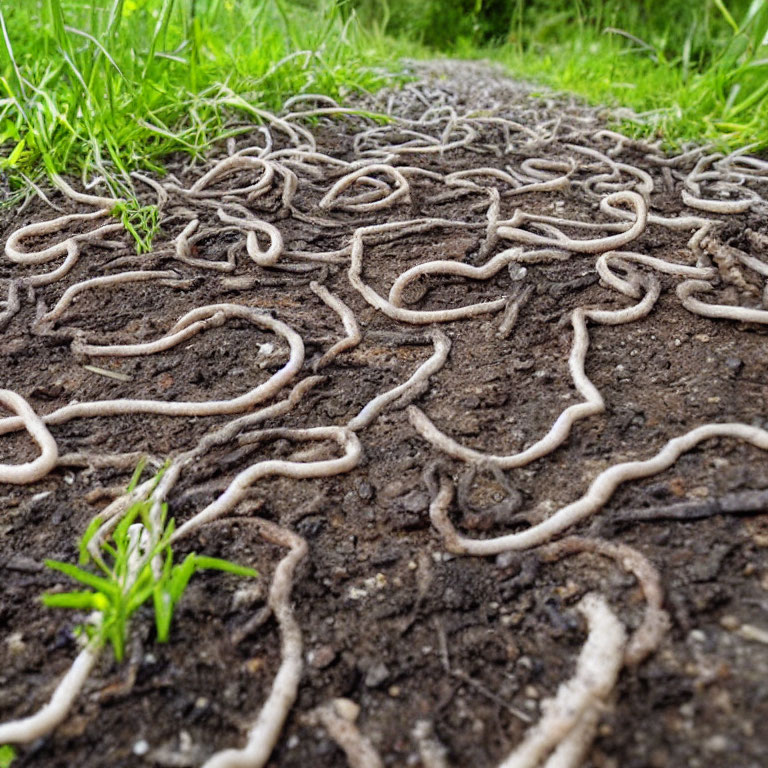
[309, 645, 336, 669]
[357, 481, 374, 500]
[388, 685, 401, 697]
[399, 490, 429, 513]
[245, 657, 265, 674]
[725, 357, 743, 373]
[364, 662, 390, 688]
[738, 623, 768, 644]
[720, 615, 740, 631]
[332, 698, 360, 722]
[704, 735, 729, 753]
[5, 633, 25, 656]
[133, 740, 150, 756]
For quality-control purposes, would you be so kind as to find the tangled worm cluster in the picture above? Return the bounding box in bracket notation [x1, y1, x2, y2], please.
[2, 61, 768, 766]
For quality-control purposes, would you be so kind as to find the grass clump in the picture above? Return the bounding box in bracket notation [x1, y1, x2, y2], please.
[0, 746, 15, 768]
[0, 0, 399, 218]
[110, 200, 160, 254]
[43, 461, 258, 661]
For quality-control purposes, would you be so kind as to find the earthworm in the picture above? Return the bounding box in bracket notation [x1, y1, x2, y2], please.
[408, 275, 660, 468]
[497, 191, 648, 254]
[349, 220, 506, 324]
[185, 155, 275, 199]
[425, 422, 768, 555]
[319, 164, 410, 212]
[497, 284, 534, 338]
[5, 211, 116, 265]
[216, 208, 284, 267]
[40, 270, 181, 324]
[0, 641, 101, 744]
[0, 281, 20, 329]
[304, 700, 384, 768]
[173, 219, 240, 272]
[171, 426, 361, 539]
[677, 279, 768, 323]
[347, 329, 450, 431]
[387, 245, 521, 307]
[309, 281, 362, 371]
[539, 536, 669, 665]
[0, 389, 58, 483]
[0, 305, 305, 435]
[496, 594, 626, 768]
[681, 189, 757, 214]
[198, 519, 307, 768]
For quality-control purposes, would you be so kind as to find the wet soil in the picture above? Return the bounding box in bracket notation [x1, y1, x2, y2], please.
[1, 62, 768, 768]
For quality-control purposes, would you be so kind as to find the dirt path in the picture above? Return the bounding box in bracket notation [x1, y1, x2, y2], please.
[1, 61, 768, 768]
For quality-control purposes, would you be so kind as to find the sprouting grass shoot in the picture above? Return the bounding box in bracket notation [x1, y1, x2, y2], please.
[42, 462, 258, 662]
[0, 745, 15, 768]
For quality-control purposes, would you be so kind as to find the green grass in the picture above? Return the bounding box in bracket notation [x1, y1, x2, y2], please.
[0, 745, 15, 768]
[43, 460, 258, 661]
[354, 0, 768, 152]
[492, 0, 768, 152]
[0, 0, 399, 207]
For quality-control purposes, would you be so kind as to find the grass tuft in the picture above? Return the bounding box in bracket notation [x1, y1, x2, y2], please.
[43, 462, 258, 661]
[0, 1, 399, 205]
[111, 200, 160, 253]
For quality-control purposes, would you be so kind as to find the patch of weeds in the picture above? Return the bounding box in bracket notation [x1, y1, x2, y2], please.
[110, 200, 160, 254]
[42, 462, 258, 661]
[0, 1, 399, 198]
[0, 745, 16, 768]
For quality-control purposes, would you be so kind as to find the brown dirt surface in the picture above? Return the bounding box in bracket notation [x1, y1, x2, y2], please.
[1, 61, 768, 768]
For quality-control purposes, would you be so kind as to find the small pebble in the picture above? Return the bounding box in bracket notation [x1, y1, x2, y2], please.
[720, 615, 740, 631]
[704, 735, 729, 753]
[132, 740, 150, 756]
[308, 645, 336, 669]
[365, 662, 390, 688]
[333, 698, 360, 722]
[725, 356, 743, 374]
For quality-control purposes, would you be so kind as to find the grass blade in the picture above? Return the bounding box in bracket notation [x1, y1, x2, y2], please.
[193, 555, 259, 579]
[42, 590, 109, 612]
[44, 559, 120, 597]
[0, 9, 26, 101]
